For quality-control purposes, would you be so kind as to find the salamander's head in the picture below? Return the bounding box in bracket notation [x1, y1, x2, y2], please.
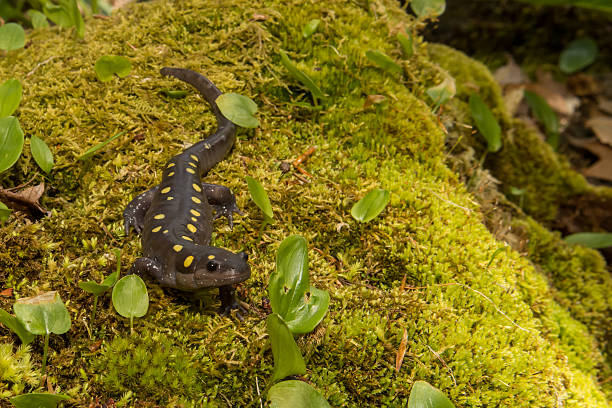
[192, 247, 250, 287]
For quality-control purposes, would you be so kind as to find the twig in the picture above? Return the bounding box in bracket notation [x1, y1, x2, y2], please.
[26, 57, 57, 77]
[256, 375, 263, 408]
[431, 191, 472, 213]
[426, 344, 456, 386]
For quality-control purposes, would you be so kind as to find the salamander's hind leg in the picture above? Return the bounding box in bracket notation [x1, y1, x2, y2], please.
[202, 183, 243, 229]
[129, 257, 174, 286]
[123, 186, 159, 235]
[218, 285, 247, 320]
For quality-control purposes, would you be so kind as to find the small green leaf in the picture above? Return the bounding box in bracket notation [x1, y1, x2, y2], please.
[351, 189, 390, 222]
[408, 381, 455, 408]
[279, 50, 325, 101]
[246, 176, 273, 220]
[30, 135, 54, 174]
[13, 291, 71, 336]
[284, 286, 329, 334]
[112, 275, 149, 319]
[42, 2, 72, 28]
[486, 247, 507, 268]
[270, 235, 310, 319]
[469, 94, 502, 152]
[426, 77, 455, 107]
[10, 393, 70, 408]
[397, 32, 414, 58]
[0, 116, 25, 173]
[78, 131, 125, 161]
[411, 0, 446, 19]
[509, 187, 526, 195]
[266, 314, 306, 382]
[365, 50, 403, 74]
[216, 93, 260, 128]
[159, 89, 189, 98]
[28, 10, 50, 29]
[78, 281, 111, 297]
[67, 0, 85, 38]
[95, 56, 132, 82]
[102, 249, 122, 287]
[524, 90, 559, 148]
[564, 232, 612, 249]
[268, 380, 331, 408]
[0, 78, 22, 117]
[0, 23, 26, 51]
[302, 19, 321, 39]
[559, 37, 598, 74]
[0, 201, 11, 223]
[0, 309, 36, 345]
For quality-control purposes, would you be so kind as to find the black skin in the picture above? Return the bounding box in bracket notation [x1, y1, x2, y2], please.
[123, 68, 250, 317]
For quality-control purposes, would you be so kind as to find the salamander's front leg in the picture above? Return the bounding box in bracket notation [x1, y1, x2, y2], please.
[123, 186, 159, 235]
[218, 285, 247, 320]
[129, 257, 173, 285]
[202, 183, 243, 229]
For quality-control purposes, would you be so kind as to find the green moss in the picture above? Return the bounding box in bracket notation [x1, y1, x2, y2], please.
[0, 343, 39, 398]
[0, 0, 610, 406]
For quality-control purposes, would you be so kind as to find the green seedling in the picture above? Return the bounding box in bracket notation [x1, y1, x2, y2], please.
[112, 274, 149, 334]
[365, 50, 403, 74]
[268, 380, 330, 408]
[10, 393, 70, 408]
[42, 0, 84, 38]
[0, 201, 11, 223]
[523, 90, 559, 149]
[28, 10, 50, 29]
[159, 89, 188, 99]
[397, 32, 414, 58]
[408, 380, 455, 408]
[279, 50, 324, 105]
[411, 0, 446, 19]
[0, 309, 36, 344]
[0, 78, 22, 118]
[266, 313, 306, 382]
[30, 135, 54, 174]
[269, 235, 329, 334]
[0, 23, 26, 52]
[302, 19, 320, 39]
[564, 232, 612, 249]
[487, 247, 508, 268]
[509, 186, 526, 208]
[246, 176, 274, 227]
[216, 93, 260, 128]
[13, 291, 71, 376]
[469, 94, 502, 153]
[559, 37, 598, 74]
[0, 116, 24, 173]
[351, 188, 390, 223]
[426, 76, 455, 110]
[79, 249, 121, 328]
[78, 130, 125, 161]
[94, 55, 132, 82]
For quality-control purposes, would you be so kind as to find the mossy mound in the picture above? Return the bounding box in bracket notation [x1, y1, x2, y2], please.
[0, 0, 611, 406]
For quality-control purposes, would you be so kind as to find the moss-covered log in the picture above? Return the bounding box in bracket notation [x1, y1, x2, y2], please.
[0, 0, 611, 406]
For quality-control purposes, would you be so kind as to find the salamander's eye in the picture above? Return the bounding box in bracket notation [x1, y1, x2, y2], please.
[206, 260, 218, 272]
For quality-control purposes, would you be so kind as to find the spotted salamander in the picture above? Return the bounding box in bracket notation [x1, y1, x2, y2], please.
[123, 67, 250, 316]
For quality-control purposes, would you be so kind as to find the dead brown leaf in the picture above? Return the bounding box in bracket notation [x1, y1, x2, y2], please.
[395, 327, 408, 372]
[525, 70, 580, 117]
[586, 116, 612, 147]
[0, 182, 48, 218]
[0, 288, 13, 297]
[568, 137, 612, 182]
[596, 96, 612, 115]
[251, 13, 268, 21]
[364, 94, 386, 109]
[494, 55, 527, 86]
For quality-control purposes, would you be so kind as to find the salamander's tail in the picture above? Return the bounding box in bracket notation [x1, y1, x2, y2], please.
[160, 67, 236, 173]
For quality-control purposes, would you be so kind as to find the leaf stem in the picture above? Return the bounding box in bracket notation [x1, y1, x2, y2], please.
[91, 295, 98, 331]
[41, 333, 49, 376]
[130, 316, 133, 335]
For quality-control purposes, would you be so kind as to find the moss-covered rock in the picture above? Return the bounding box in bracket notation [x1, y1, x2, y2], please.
[0, 0, 611, 406]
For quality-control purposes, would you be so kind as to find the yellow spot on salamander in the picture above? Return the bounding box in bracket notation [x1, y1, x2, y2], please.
[204, 142, 211, 149]
[173, 245, 183, 252]
[181, 235, 193, 241]
[186, 168, 195, 174]
[193, 183, 202, 192]
[184, 256, 194, 268]
[189, 162, 197, 168]
[161, 187, 171, 194]
[163, 230, 169, 234]
[168, 171, 175, 177]
[191, 197, 201, 204]
[207, 254, 215, 260]
[152, 226, 162, 232]
[167, 163, 175, 168]
[191, 217, 197, 222]
[190, 209, 200, 217]
[190, 154, 199, 162]
[167, 196, 174, 201]
[154, 214, 165, 220]
[187, 224, 197, 233]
